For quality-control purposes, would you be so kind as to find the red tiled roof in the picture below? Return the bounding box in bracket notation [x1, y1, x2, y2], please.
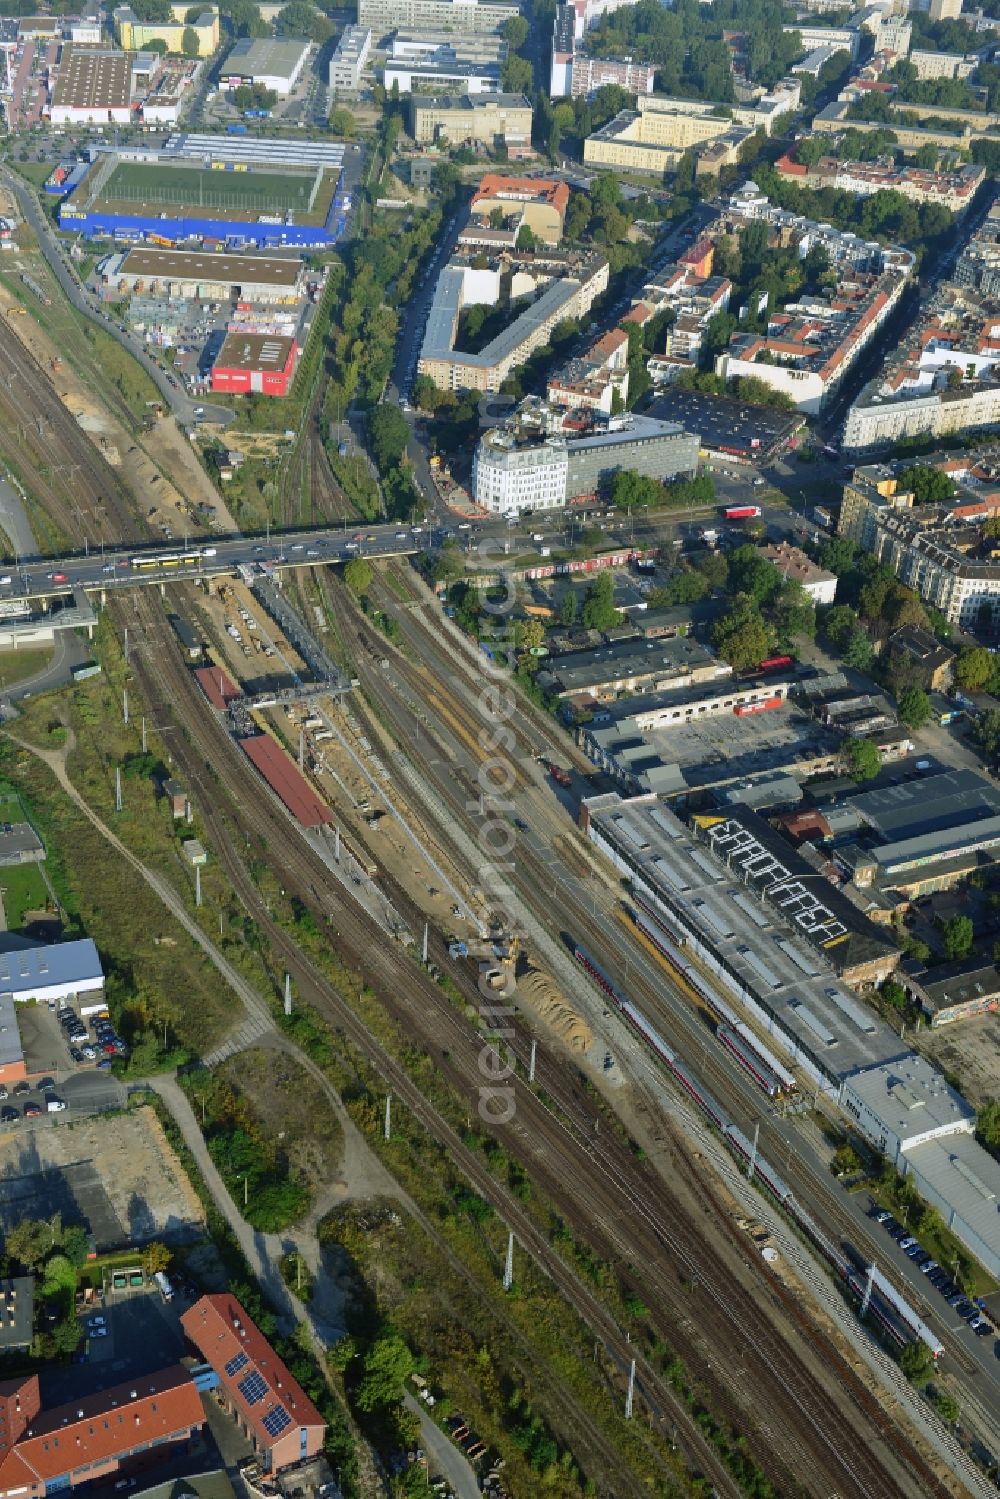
[0, 1367, 201, 1490]
[621, 301, 653, 325]
[238, 734, 332, 828]
[181, 1294, 325, 1450]
[775, 153, 808, 177]
[471, 175, 569, 217]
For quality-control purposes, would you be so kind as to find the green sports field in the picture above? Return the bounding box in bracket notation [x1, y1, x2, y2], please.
[95, 161, 328, 219]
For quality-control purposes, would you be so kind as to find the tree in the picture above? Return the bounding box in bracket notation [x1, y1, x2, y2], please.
[822, 603, 859, 651]
[819, 537, 859, 576]
[355, 1335, 415, 1413]
[366, 404, 410, 475]
[955, 645, 994, 694]
[897, 464, 955, 506]
[666, 567, 709, 605]
[140, 1242, 171, 1278]
[726, 544, 781, 606]
[935, 1391, 960, 1426]
[329, 106, 355, 138]
[844, 628, 874, 673]
[796, 135, 827, 168]
[502, 54, 533, 93]
[274, 0, 314, 34]
[343, 558, 373, 597]
[580, 573, 621, 632]
[900, 1340, 934, 1385]
[6, 1217, 58, 1270]
[941, 914, 974, 962]
[842, 736, 882, 782]
[501, 14, 529, 48]
[973, 707, 1000, 760]
[881, 979, 907, 1011]
[832, 1142, 862, 1176]
[611, 471, 661, 509]
[516, 618, 545, 652]
[978, 1098, 1000, 1148]
[181, 25, 200, 55]
[698, 549, 729, 589]
[712, 598, 772, 673]
[897, 686, 930, 728]
[558, 590, 578, 626]
[60, 1225, 91, 1268]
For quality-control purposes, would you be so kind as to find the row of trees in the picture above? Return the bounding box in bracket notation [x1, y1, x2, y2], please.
[609, 471, 715, 510]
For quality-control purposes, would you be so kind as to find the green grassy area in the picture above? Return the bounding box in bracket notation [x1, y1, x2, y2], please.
[74, 319, 161, 423]
[92, 162, 335, 224]
[0, 861, 51, 929]
[9, 161, 54, 190]
[0, 647, 53, 689]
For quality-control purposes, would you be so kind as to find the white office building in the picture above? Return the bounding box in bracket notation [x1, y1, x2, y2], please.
[329, 25, 371, 96]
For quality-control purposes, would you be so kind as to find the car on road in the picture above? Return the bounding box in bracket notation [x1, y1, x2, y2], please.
[86, 1315, 106, 1329]
[50, 572, 67, 583]
[89, 1325, 108, 1338]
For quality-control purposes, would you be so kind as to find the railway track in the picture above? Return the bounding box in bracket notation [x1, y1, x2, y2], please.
[121, 588, 741, 1499]
[0, 316, 143, 548]
[313, 570, 953, 1498]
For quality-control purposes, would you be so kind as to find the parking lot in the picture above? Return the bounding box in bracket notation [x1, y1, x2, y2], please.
[870, 1204, 998, 1339]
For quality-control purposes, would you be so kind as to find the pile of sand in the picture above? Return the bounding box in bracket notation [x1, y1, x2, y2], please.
[518, 961, 593, 1053]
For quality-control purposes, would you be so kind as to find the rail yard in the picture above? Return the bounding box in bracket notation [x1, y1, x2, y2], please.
[0, 285, 973, 1491]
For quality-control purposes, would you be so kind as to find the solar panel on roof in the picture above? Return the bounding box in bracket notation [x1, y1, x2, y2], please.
[238, 1370, 268, 1406]
[225, 1351, 249, 1377]
[262, 1405, 291, 1437]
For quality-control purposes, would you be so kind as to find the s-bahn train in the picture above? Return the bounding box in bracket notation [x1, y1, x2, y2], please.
[573, 940, 945, 1363]
[626, 895, 799, 1101]
[573, 943, 792, 1199]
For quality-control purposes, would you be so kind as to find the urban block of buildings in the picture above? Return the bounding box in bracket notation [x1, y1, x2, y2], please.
[219, 37, 311, 95]
[549, 0, 654, 98]
[0, 1293, 328, 1498]
[470, 175, 568, 244]
[382, 32, 504, 94]
[581, 789, 1000, 1277]
[357, 0, 520, 41]
[710, 182, 915, 414]
[630, 241, 733, 374]
[471, 404, 699, 514]
[582, 86, 801, 177]
[775, 152, 985, 213]
[328, 24, 372, 96]
[417, 242, 607, 392]
[113, 3, 220, 56]
[846, 198, 1000, 451]
[838, 454, 1000, 629]
[546, 325, 630, 413]
[408, 92, 532, 149]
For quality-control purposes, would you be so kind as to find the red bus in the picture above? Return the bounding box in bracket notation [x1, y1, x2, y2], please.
[724, 505, 762, 520]
[757, 655, 793, 674]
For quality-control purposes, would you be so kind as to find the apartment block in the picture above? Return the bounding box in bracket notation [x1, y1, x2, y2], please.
[357, 0, 520, 40]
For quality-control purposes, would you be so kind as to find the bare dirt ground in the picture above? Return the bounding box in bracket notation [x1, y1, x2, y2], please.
[193, 575, 308, 688]
[921, 1014, 1000, 1109]
[218, 1044, 344, 1195]
[0, 275, 238, 534]
[0, 1103, 204, 1245]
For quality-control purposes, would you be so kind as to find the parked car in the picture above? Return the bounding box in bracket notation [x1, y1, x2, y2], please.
[0, 1084, 7, 1101]
[0, 1106, 18, 1124]
[23, 1102, 41, 1117]
[13, 1082, 30, 1096]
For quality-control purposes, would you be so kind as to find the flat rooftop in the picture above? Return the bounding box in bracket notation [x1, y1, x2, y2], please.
[586, 794, 906, 1082]
[646, 387, 802, 454]
[906, 1130, 1000, 1256]
[116, 247, 302, 287]
[163, 134, 347, 168]
[589, 703, 833, 792]
[52, 48, 130, 111]
[849, 768, 1000, 841]
[223, 36, 310, 80]
[215, 331, 296, 371]
[0, 937, 104, 998]
[540, 635, 723, 694]
[846, 1055, 974, 1146]
[0, 992, 22, 1070]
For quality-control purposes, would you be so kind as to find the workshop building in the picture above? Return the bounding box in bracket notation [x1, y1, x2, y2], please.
[181, 1294, 326, 1473]
[220, 37, 310, 94]
[211, 332, 298, 396]
[50, 48, 132, 126]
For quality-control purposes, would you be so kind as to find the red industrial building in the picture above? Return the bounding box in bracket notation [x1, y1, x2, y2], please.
[0, 1367, 203, 1499]
[181, 1294, 326, 1474]
[210, 332, 298, 398]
